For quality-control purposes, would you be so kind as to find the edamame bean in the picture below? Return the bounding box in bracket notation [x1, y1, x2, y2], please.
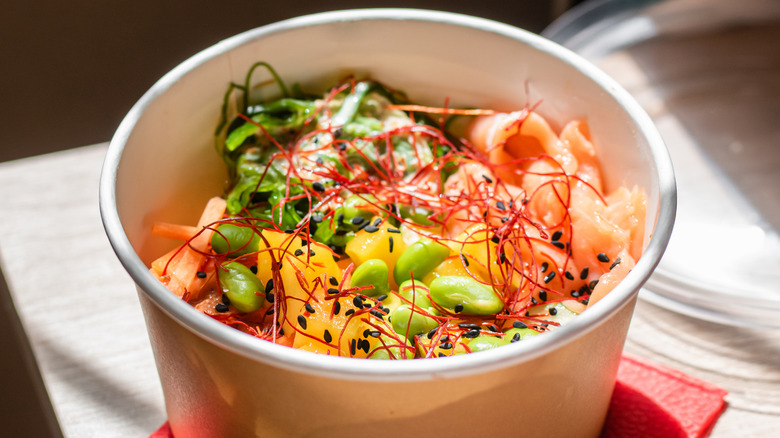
[211, 223, 260, 256]
[390, 304, 438, 337]
[397, 280, 433, 310]
[393, 238, 450, 285]
[504, 327, 540, 343]
[400, 205, 435, 226]
[342, 194, 379, 225]
[350, 259, 390, 297]
[428, 276, 504, 315]
[367, 335, 414, 360]
[218, 261, 265, 313]
[467, 334, 510, 352]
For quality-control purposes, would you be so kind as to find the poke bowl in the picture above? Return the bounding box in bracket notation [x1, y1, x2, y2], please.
[99, 9, 675, 438]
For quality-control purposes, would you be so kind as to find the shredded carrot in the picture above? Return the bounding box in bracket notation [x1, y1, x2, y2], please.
[150, 197, 227, 300]
[152, 222, 199, 241]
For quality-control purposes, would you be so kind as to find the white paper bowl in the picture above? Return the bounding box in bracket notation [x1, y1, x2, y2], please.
[100, 9, 675, 438]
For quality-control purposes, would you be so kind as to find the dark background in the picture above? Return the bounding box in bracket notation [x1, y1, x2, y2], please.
[0, 0, 578, 163]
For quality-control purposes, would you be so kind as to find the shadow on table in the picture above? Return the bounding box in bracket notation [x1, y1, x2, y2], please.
[0, 267, 63, 438]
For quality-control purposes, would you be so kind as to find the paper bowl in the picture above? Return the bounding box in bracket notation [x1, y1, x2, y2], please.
[100, 9, 675, 438]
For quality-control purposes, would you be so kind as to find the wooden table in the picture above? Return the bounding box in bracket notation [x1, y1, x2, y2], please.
[0, 143, 779, 437]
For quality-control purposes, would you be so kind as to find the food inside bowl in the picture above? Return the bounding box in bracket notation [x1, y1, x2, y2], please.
[149, 63, 646, 359]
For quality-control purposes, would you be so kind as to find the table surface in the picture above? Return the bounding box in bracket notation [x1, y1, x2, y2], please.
[0, 143, 779, 437]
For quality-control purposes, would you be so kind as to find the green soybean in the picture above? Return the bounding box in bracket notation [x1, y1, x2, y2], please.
[219, 261, 265, 313]
[390, 304, 438, 337]
[342, 194, 378, 226]
[397, 280, 434, 310]
[467, 334, 511, 352]
[505, 328, 540, 343]
[367, 335, 415, 360]
[211, 223, 260, 256]
[428, 276, 504, 315]
[393, 238, 450, 285]
[350, 259, 390, 297]
[400, 205, 435, 226]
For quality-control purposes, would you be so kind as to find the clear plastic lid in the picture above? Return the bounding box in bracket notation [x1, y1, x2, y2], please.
[545, 0, 780, 327]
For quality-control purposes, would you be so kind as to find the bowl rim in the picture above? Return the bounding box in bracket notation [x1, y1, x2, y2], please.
[99, 8, 676, 382]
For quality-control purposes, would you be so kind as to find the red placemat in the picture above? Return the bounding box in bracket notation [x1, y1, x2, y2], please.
[150, 353, 728, 438]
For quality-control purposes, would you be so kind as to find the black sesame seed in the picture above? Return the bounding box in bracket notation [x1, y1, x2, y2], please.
[266, 292, 275, 303]
[551, 230, 563, 241]
[454, 304, 464, 313]
[458, 323, 481, 330]
[512, 321, 527, 329]
[312, 214, 323, 224]
[377, 294, 388, 301]
[284, 228, 294, 234]
[324, 330, 333, 343]
[363, 329, 371, 338]
[369, 309, 385, 319]
[427, 327, 438, 339]
[565, 271, 574, 281]
[387, 228, 401, 234]
[215, 303, 229, 313]
[482, 174, 493, 183]
[531, 297, 538, 305]
[539, 291, 548, 302]
[353, 296, 364, 308]
[440, 342, 453, 350]
[438, 352, 447, 358]
[496, 201, 506, 211]
[332, 255, 340, 262]
[540, 262, 549, 273]
[370, 331, 381, 338]
[327, 287, 340, 295]
[549, 307, 558, 316]
[351, 216, 365, 226]
[304, 303, 315, 314]
[309, 250, 316, 257]
[265, 279, 274, 293]
[337, 142, 347, 151]
[364, 225, 379, 233]
[582, 298, 590, 305]
[460, 254, 470, 267]
[499, 252, 506, 264]
[345, 309, 355, 316]
[297, 315, 308, 330]
[265, 308, 275, 315]
[463, 329, 480, 338]
[294, 248, 304, 256]
[610, 257, 622, 270]
[552, 241, 565, 249]
[333, 301, 341, 315]
[312, 182, 326, 192]
[511, 332, 522, 343]
[597, 253, 610, 263]
[571, 290, 581, 298]
[487, 324, 500, 332]
[373, 218, 382, 227]
[337, 213, 345, 225]
[222, 294, 231, 305]
[250, 265, 258, 274]
[329, 276, 339, 286]
[300, 239, 308, 246]
[589, 280, 599, 290]
[491, 235, 500, 244]
[579, 267, 589, 280]
[350, 339, 357, 355]
[544, 271, 556, 284]
[196, 271, 207, 279]
[389, 236, 394, 253]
